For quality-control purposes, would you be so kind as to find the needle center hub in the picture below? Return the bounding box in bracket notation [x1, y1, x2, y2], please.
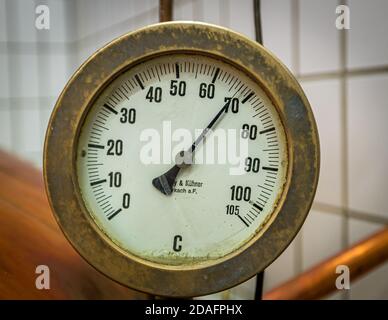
[175, 150, 193, 168]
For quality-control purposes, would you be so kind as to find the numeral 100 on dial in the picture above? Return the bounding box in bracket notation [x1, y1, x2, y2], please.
[230, 185, 251, 201]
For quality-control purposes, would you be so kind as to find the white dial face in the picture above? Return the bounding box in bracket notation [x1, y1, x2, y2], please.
[77, 54, 288, 266]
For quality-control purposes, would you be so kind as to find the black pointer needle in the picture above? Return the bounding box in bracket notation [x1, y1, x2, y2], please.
[152, 100, 230, 195]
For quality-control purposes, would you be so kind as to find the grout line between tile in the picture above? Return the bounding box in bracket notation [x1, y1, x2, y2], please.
[219, 0, 230, 28]
[291, 0, 303, 275]
[5, 0, 20, 155]
[312, 202, 388, 226]
[339, 0, 350, 300]
[297, 65, 388, 82]
[192, 0, 203, 21]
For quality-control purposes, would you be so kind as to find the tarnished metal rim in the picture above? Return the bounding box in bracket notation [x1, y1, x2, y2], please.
[44, 22, 319, 297]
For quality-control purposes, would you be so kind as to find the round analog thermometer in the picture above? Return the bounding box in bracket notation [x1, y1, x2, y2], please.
[44, 22, 319, 297]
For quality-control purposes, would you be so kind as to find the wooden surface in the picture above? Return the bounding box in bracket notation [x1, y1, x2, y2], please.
[0, 150, 150, 299]
[263, 226, 388, 300]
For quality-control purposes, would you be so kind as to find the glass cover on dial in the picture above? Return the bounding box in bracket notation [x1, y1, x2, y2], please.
[77, 54, 288, 266]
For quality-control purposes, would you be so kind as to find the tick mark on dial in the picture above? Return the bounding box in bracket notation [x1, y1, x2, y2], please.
[253, 203, 263, 211]
[237, 214, 250, 227]
[211, 67, 220, 83]
[260, 127, 275, 135]
[108, 208, 122, 220]
[135, 74, 145, 90]
[88, 143, 105, 149]
[90, 179, 107, 186]
[262, 166, 278, 172]
[241, 91, 254, 104]
[175, 63, 180, 79]
[103, 103, 118, 115]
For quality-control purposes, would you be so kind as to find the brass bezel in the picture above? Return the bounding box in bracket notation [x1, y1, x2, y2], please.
[44, 22, 319, 297]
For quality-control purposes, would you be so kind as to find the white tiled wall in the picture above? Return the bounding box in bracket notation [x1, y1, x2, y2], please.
[299, 0, 341, 74]
[348, 74, 388, 219]
[261, 0, 294, 71]
[301, 210, 343, 270]
[301, 79, 343, 207]
[1, 0, 387, 299]
[347, 0, 388, 69]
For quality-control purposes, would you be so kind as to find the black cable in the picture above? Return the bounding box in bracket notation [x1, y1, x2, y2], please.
[255, 271, 265, 300]
[254, 0, 263, 44]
